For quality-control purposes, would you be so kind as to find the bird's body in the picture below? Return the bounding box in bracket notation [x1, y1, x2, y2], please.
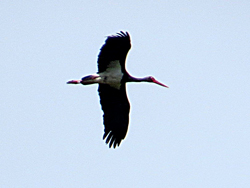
[79, 60, 124, 89]
[67, 31, 168, 148]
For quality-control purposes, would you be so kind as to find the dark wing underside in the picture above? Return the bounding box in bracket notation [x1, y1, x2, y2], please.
[97, 31, 131, 73]
[98, 84, 130, 148]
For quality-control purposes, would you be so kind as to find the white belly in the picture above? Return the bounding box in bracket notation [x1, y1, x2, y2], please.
[99, 60, 123, 89]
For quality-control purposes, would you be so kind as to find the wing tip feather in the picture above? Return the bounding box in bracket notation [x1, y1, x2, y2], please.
[107, 31, 130, 39]
[103, 131, 122, 149]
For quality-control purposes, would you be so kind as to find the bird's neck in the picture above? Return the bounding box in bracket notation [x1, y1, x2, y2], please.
[127, 75, 149, 82]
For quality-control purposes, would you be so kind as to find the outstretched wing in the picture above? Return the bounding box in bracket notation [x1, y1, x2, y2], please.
[98, 83, 130, 148]
[97, 31, 131, 73]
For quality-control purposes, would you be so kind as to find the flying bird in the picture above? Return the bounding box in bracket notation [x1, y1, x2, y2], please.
[67, 31, 168, 148]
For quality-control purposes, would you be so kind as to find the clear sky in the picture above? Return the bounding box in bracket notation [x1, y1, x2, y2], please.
[1, 1, 250, 187]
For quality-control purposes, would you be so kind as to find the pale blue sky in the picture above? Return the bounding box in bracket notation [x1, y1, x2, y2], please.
[1, 1, 250, 187]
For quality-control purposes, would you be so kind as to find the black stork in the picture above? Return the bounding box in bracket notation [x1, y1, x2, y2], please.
[67, 31, 168, 148]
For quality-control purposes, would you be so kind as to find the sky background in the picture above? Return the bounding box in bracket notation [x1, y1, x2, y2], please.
[1, 1, 250, 187]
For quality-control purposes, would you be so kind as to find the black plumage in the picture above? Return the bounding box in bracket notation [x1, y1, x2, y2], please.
[97, 31, 131, 148]
[98, 84, 130, 148]
[98, 31, 131, 73]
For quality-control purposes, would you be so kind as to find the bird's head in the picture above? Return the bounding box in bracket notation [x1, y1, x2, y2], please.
[147, 76, 169, 88]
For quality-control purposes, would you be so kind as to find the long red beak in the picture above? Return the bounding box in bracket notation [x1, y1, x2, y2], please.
[153, 79, 169, 88]
[67, 80, 81, 84]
